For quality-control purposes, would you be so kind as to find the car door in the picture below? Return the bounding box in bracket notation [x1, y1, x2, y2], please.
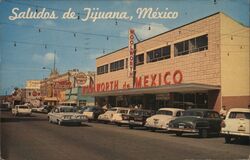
[205, 111, 221, 132]
[50, 108, 59, 122]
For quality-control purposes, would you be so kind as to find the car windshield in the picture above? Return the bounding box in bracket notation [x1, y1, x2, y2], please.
[229, 112, 250, 119]
[108, 108, 118, 112]
[133, 110, 151, 116]
[60, 107, 75, 112]
[85, 107, 98, 112]
[156, 110, 173, 116]
[117, 109, 129, 114]
[183, 110, 204, 117]
[19, 106, 29, 109]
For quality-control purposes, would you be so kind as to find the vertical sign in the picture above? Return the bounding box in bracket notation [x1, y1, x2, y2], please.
[128, 29, 135, 77]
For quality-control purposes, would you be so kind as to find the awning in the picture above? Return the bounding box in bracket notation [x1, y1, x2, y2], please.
[59, 101, 77, 104]
[44, 97, 59, 101]
[85, 83, 221, 97]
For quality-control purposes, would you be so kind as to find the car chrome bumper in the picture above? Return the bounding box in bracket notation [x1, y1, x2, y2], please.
[114, 120, 129, 124]
[221, 130, 250, 137]
[145, 124, 167, 129]
[129, 121, 144, 126]
[61, 119, 85, 123]
[167, 127, 199, 133]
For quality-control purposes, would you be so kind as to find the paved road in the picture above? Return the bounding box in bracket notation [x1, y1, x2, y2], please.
[1, 111, 249, 160]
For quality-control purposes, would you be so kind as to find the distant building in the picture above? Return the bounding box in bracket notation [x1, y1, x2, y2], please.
[40, 69, 95, 106]
[24, 80, 42, 107]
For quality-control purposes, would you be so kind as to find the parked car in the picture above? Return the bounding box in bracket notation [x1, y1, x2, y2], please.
[221, 108, 250, 143]
[112, 107, 136, 126]
[145, 108, 184, 131]
[74, 106, 88, 114]
[0, 102, 11, 111]
[32, 105, 53, 113]
[128, 109, 155, 129]
[83, 106, 104, 121]
[12, 105, 32, 116]
[48, 106, 87, 126]
[98, 107, 118, 123]
[168, 109, 222, 138]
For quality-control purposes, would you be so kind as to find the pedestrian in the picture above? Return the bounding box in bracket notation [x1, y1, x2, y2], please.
[220, 105, 227, 118]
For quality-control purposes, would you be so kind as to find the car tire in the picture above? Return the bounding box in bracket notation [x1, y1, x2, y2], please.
[129, 125, 134, 129]
[49, 117, 52, 123]
[117, 123, 121, 127]
[225, 136, 231, 144]
[176, 132, 182, 136]
[58, 120, 63, 126]
[199, 129, 208, 138]
[150, 128, 155, 132]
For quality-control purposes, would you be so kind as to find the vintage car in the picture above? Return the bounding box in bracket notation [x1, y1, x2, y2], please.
[145, 108, 184, 131]
[98, 107, 119, 123]
[168, 109, 222, 138]
[48, 106, 87, 126]
[221, 108, 250, 143]
[112, 107, 136, 126]
[12, 105, 32, 116]
[128, 109, 155, 129]
[32, 105, 53, 113]
[82, 106, 104, 121]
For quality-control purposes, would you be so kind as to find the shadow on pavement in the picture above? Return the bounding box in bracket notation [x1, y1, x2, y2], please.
[0, 115, 48, 123]
[225, 138, 250, 146]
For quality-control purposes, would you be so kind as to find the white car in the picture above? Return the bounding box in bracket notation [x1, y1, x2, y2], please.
[12, 105, 32, 116]
[82, 106, 104, 121]
[221, 108, 250, 143]
[112, 108, 135, 126]
[145, 108, 184, 131]
[98, 107, 131, 123]
[48, 106, 87, 126]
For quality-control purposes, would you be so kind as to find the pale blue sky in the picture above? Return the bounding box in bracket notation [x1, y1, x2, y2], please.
[0, 0, 249, 95]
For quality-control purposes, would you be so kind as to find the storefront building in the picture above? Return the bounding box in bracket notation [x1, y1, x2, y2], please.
[24, 80, 42, 107]
[40, 69, 95, 106]
[61, 87, 95, 106]
[82, 12, 249, 111]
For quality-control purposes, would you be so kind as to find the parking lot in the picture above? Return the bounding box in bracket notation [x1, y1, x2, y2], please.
[1, 111, 249, 160]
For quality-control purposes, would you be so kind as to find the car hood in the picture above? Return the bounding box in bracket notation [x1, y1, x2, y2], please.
[147, 115, 174, 121]
[170, 116, 202, 124]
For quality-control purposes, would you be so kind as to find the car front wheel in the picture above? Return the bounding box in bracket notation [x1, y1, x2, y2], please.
[225, 136, 231, 143]
[199, 129, 208, 138]
[58, 120, 63, 126]
[176, 132, 182, 136]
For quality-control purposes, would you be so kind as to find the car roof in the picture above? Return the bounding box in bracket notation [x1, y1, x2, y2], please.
[186, 108, 214, 112]
[57, 105, 74, 108]
[159, 108, 184, 112]
[112, 107, 132, 110]
[228, 108, 250, 112]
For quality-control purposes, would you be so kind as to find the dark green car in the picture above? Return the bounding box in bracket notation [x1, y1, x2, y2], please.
[168, 109, 222, 138]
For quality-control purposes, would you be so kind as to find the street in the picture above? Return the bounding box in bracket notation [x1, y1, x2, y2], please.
[1, 111, 249, 160]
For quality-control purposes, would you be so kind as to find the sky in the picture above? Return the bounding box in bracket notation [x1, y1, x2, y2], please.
[0, 0, 249, 95]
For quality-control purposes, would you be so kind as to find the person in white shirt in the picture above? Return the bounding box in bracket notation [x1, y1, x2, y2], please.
[220, 105, 227, 118]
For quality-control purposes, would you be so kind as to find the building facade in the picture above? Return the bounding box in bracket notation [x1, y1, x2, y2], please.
[82, 12, 249, 111]
[24, 80, 42, 107]
[40, 69, 95, 106]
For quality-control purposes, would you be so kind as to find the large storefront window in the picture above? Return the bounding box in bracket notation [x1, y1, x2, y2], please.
[174, 34, 208, 56]
[171, 92, 208, 109]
